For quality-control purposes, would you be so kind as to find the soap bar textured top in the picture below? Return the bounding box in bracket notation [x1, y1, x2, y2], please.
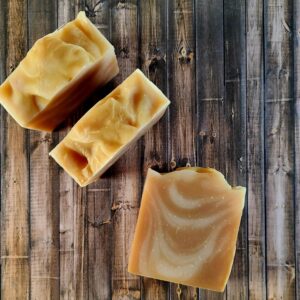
[128, 168, 246, 292]
[50, 69, 170, 187]
[0, 11, 119, 131]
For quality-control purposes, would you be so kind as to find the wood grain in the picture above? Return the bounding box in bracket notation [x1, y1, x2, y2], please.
[265, 0, 296, 298]
[27, 1, 60, 299]
[0, 0, 4, 291]
[139, 0, 169, 299]
[195, 0, 226, 299]
[57, 1, 76, 299]
[294, 0, 300, 297]
[0, 1, 30, 299]
[167, 0, 196, 298]
[85, 1, 114, 299]
[246, 0, 267, 299]
[57, 2, 90, 299]
[110, 1, 141, 299]
[223, 0, 248, 298]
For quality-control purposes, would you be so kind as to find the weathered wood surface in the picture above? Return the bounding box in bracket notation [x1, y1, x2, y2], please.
[246, 0, 266, 299]
[295, 0, 300, 298]
[0, 0, 299, 299]
[265, 0, 295, 299]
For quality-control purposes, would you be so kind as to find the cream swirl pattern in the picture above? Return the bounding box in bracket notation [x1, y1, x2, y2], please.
[128, 167, 246, 292]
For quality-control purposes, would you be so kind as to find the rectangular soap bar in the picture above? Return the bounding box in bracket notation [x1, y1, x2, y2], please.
[0, 11, 119, 131]
[128, 167, 246, 292]
[50, 69, 170, 187]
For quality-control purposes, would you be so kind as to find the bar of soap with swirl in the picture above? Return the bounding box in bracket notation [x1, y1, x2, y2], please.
[0, 11, 119, 131]
[128, 167, 246, 292]
[50, 69, 170, 187]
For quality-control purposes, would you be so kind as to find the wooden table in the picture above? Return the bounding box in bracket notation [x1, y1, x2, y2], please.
[0, 0, 299, 299]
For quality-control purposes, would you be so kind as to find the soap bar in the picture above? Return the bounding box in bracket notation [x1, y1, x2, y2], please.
[128, 167, 246, 292]
[0, 11, 119, 131]
[50, 69, 170, 187]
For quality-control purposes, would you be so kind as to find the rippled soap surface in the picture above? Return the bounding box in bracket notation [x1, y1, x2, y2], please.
[50, 70, 170, 186]
[0, 11, 108, 126]
[128, 167, 246, 292]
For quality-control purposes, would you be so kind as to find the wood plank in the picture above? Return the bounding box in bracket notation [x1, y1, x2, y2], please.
[167, 0, 196, 298]
[73, 188, 89, 300]
[139, 0, 169, 299]
[223, 0, 248, 298]
[0, 0, 6, 83]
[264, 0, 295, 298]
[83, 1, 115, 299]
[57, 1, 76, 298]
[57, 3, 89, 300]
[0, 0, 30, 299]
[294, 0, 300, 297]
[246, 0, 267, 299]
[73, 2, 90, 300]
[27, 1, 60, 299]
[195, 0, 225, 170]
[195, 0, 226, 299]
[110, 1, 141, 299]
[0, 0, 5, 292]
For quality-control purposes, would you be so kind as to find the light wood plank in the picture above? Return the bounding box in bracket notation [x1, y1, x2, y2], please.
[57, 2, 91, 299]
[57, 1, 76, 298]
[27, 1, 60, 299]
[84, 2, 114, 298]
[139, 0, 169, 299]
[0, 1, 30, 299]
[195, 0, 226, 299]
[264, 0, 295, 298]
[246, 0, 267, 299]
[0, 0, 5, 292]
[73, 188, 89, 299]
[167, 0, 196, 298]
[68, 2, 90, 300]
[110, 1, 141, 299]
[223, 0, 248, 298]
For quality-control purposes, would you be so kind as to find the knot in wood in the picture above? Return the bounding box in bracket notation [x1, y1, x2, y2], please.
[148, 56, 165, 72]
[117, 0, 126, 9]
[119, 47, 129, 58]
[178, 47, 193, 64]
[170, 160, 177, 169]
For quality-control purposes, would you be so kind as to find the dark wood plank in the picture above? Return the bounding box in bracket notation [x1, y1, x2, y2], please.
[294, 0, 300, 297]
[246, 0, 267, 298]
[223, 0, 248, 298]
[195, 0, 225, 170]
[167, 0, 197, 298]
[195, 0, 226, 299]
[110, 1, 141, 299]
[264, 0, 295, 298]
[139, 0, 169, 299]
[0, 1, 30, 299]
[27, 1, 60, 299]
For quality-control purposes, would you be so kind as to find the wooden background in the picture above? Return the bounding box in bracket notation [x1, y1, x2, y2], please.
[0, 0, 299, 299]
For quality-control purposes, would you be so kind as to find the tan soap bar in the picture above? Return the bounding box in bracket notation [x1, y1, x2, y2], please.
[128, 167, 246, 292]
[50, 69, 170, 187]
[0, 11, 119, 131]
